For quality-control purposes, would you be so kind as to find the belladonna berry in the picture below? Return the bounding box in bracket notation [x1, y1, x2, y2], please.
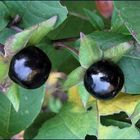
[9, 46, 51, 89]
[84, 60, 124, 100]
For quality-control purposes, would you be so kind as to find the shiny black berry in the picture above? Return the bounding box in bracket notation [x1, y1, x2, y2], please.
[84, 60, 124, 100]
[9, 46, 51, 89]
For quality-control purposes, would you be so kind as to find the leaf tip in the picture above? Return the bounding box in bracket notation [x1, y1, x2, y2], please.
[80, 32, 85, 40]
[48, 15, 58, 26]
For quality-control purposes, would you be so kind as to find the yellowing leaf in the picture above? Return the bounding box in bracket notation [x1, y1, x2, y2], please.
[97, 93, 140, 116]
[68, 86, 82, 105]
[98, 125, 140, 139]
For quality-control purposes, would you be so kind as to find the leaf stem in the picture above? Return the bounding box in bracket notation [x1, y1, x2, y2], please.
[9, 14, 22, 26]
[69, 12, 89, 21]
[10, 26, 23, 32]
[0, 43, 5, 55]
[8, 14, 23, 33]
[53, 37, 79, 43]
[53, 42, 79, 56]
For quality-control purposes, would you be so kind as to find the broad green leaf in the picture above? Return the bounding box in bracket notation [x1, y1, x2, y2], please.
[114, 1, 140, 44]
[130, 102, 140, 125]
[84, 9, 104, 30]
[5, 1, 68, 28]
[63, 66, 86, 90]
[104, 42, 132, 62]
[0, 28, 16, 44]
[48, 15, 93, 40]
[0, 86, 45, 138]
[119, 56, 140, 94]
[79, 33, 102, 68]
[89, 31, 132, 50]
[62, 1, 96, 15]
[6, 83, 20, 112]
[35, 87, 98, 139]
[24, 112, 55, 139]
[97, 93, 140, 116]
[111, 7, 130, 35]
[28, 16, 57, 45]
[0, 2, 9, 32]
[48, 1, 95, 40]
[36, 116, 78, 139]
[98, 125, 140, 139]
[78, 83, 90, 108]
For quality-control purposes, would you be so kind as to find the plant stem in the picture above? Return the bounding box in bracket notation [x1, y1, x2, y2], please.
[0, 43, 5, 54]
[8, 14, 23, 33]
[10, 26, 23, 32]
[69, 12, 89, 21]
[53, 42, 79, 56]
[53, 37, 79, 43]
[10, 14, 22, 26]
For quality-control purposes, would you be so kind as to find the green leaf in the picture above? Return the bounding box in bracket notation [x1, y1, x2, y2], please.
[84, 9, 104, 30]
[6, 83, 20, 112]
[0, 2, 9, 32]
[4, 28, 35, 58]
[98, 125, 140, 139]
[89, 31, 132, 50]
[62, 1, 96, 15]
[114, 1, 140, 44]
[104, 42, 133, 62]
[79, 33, 102, 68]
[24, 112, 55, 139]
[35, 87, 98, 139]
[4, 16, 57, 57]
[28, 16, 57, 45]
[48, 15, 93, 40]
[0, 86, 45, 138]
[119, 56, 140, 94]
[63, 66, 86, 90]
[48, 1, 95, 40]
[5, 1, 68, 28]
[130, 102, 140, 125]
[111, 8, 130, 35]
[0, 28, 16, 44]
[78, 83, 90, 108]
[48, 96, 62, 113]
[0, 57, 9, 82]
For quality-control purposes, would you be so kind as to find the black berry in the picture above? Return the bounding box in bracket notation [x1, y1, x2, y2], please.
[84, 60, 124, 100]
[9, 46, 51, 89]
